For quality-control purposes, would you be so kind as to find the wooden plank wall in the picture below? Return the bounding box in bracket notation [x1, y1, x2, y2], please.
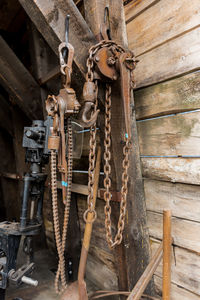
[125, 0, 200, 298]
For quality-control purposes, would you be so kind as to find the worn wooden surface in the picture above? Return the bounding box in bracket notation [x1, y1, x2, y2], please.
[134, 27, 200, 88]
[135, 72, 200, 120]
[145, 179, 200, 222]
[127, 0, 200, 56]
[141, 157, 200, 185]
[137, 110, 200, 156]
[148, 212, 200, 252]
[0, 36, 42, 119]
[19, 0, 96, 76]
[125, 0, 158, 24]
[154, 275, 200, 300]
[151, 240, 200, 296]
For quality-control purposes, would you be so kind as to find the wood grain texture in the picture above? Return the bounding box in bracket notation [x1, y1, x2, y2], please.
[141, 157, 200, 185]
[148, 212, 200, 253]
[125, 0, 158, 24]
[19, 0, 96, 75]
[154, 275, 200, 300]
[137, 110, 200, 156]
[127, 0, 200, 56]
[151, 240, 200, 296]
[0, 36, 42, 119]
[135, 72, 200, 120]
[144, 179, 200, 222]
[134, 27, 200, 88]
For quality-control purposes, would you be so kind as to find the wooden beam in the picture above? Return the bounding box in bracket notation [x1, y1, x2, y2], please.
[84, 0, 153, 294]
[0, 36, 42, 120]
[18, 0, 96, 76]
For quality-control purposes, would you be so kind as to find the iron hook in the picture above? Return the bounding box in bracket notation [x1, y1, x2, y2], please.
[79, 102, 100, 128]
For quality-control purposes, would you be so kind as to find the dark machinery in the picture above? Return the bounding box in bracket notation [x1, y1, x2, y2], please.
[0, 117, 52, 300]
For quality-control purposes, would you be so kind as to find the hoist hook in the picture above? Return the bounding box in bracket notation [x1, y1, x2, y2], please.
[101, 6, 112, 40]
[80, 102, 100, 128]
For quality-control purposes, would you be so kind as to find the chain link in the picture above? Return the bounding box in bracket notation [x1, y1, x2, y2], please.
[84, 40, 132, 248]
[104, 84, 131, 249]
[84, 81, 98, 223]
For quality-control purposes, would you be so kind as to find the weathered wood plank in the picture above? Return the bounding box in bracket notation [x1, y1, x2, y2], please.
[148, 212, 200, 252]
[137, 111, 200, 156]
[19, 0, 96, 75]
[154, 275, 200, 299]
[125, 0, 158, 24]
[135, 72, 200, 120]
[144, 179, 200, 222]
[0, 36, 42, 119]
[127, 0, 200, 56]
[134, 27, 200, 88]
[141, 157, 200, 185]
[151, 240, 200, 296]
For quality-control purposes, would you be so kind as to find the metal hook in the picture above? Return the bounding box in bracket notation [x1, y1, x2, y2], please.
[65, 14, 70, 44]
[79, 102, 100, 128]
[103, 6, 111, 40]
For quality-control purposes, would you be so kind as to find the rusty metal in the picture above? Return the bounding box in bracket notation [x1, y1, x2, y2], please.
[104, 84, 131, 249]
[162, 210, 172, 300]
[46, 16, 81, 294]
[60, 146, 101, 300]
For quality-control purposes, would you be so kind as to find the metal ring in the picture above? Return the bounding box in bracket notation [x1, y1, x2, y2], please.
[83, 209, 97, 223]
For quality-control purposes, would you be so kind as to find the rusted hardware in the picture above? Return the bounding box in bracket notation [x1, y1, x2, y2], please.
[46, 15, 80, 294]
[81, 17, 137, 249]
[163, 210, 172, 300]
[99, 189, 122, 202]
[60, 147, 101, 300]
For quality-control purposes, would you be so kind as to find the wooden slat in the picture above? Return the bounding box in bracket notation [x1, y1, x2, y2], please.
[135, 72, 200, 120]
[154, 275, 200, 300]
[127, 0, 200, 57]
[137, 110, 200, 156]
[151, 240, 200, 296]
[147, 212, 200, 252]
[134, 27, 200, 88]
[141, 157, 200, 185]
[18, 0, 96, 76]
[0, 36, 42, 119]
[125, 0, 158, 24]
[144, 179, 200, 223]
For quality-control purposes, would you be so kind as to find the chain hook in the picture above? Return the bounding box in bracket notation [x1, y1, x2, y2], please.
[101, 6, 112, 40]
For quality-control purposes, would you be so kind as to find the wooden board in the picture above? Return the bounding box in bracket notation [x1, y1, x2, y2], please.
[137, 110, 200, 156]
[151, 240, 200, 296]
[127, 0, 200, 56]
[134, 27, 200, 88]
[154, 275, 200, 300]
[141, 157, 200, 185]
[147, 212, 200, 253]
[144, 179, 200, 222]
[135, 72, 200, 120]
[125, 0, 158, 24]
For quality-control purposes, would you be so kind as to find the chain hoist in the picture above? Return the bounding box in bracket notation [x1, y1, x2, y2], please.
[46, 16, 80, 293]
[81, 15, 137, 249]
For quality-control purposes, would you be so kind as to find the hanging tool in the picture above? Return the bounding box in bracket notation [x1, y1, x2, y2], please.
[60, 146, 101, 300]
[80, 6, 137, 249]
[46, 15, 81, 294]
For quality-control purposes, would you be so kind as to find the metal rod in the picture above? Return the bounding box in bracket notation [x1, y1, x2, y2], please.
[127, 242, 163, 300]
[20, 174, 32, 230]
[162, 210, 172, 300]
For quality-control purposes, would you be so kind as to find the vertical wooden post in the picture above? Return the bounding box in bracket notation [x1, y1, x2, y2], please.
[163, 210, 172, 300]
[84, 0, 153, 294]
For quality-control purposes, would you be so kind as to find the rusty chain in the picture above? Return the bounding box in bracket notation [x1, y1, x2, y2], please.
[51, 119, 73, 294]
[84, 40, 132, 248]
[83, 81, 98, 223]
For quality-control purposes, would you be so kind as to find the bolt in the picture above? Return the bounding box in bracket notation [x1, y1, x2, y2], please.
[113, 75, 117, 80]
[107, 57, 116, 66]
[95, 56, 100, 62]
